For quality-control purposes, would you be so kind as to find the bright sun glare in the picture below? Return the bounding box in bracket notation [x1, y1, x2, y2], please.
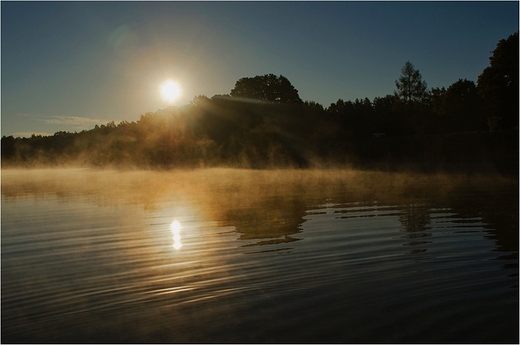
[161, 80, 181, 102]
[171, 220, 182, 249]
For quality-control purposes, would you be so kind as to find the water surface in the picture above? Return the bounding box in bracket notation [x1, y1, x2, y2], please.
[2, 168, 518, 343]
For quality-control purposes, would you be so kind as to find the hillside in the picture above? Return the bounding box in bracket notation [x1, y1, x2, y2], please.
[2, 96, 518, 175]
[2, 32, 518, 174]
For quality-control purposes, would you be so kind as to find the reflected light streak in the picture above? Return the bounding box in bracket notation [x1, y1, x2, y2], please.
[171, 220, 182, 249]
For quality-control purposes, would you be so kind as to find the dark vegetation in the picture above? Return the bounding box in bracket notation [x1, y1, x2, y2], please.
[2, 32, 518, 174]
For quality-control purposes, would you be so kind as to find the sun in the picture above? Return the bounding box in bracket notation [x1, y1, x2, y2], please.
[161, 80, 181, 102]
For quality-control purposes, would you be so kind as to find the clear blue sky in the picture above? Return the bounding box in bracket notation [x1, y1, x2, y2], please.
[1, 1, 518, 137]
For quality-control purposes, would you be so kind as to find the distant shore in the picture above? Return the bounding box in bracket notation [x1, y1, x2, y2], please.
[350, 130, 519, 176]
[2, 130, 517, 177]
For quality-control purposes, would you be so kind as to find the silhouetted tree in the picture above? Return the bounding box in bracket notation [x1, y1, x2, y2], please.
[230, 74, 303, 104]
[373, 94, 399, 114]
[191, 95, 211, 107]
[303, 100, 324, 111]
[354, 97, 374, 117]
[429, 87, 447, 115]
[439, 79, 486, 132]
[327, 99, 352, 116]
[395, 61, 428, 104]
[477, 32, 519, 129]
[1, 135, 16, 159]
[372, 94, 400, 134]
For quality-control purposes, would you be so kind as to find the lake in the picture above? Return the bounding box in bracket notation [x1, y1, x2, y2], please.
[2, 168, 518, 343]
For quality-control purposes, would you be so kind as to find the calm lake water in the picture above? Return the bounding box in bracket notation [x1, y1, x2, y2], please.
[2, 168, 518, 343]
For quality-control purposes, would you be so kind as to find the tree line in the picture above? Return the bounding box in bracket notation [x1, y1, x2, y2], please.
[2, 32, 518, 172]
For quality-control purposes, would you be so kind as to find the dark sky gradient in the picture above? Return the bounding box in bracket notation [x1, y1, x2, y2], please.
[2, 1, 518, 137]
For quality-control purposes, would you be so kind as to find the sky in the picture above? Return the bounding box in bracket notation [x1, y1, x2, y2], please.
[1, 1, 518, 137]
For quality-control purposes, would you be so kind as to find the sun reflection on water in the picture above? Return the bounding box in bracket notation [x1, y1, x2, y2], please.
[171, 220, 182, 249]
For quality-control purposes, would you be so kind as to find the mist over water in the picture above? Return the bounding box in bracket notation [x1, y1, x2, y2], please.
[2, 168, 518, 343]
